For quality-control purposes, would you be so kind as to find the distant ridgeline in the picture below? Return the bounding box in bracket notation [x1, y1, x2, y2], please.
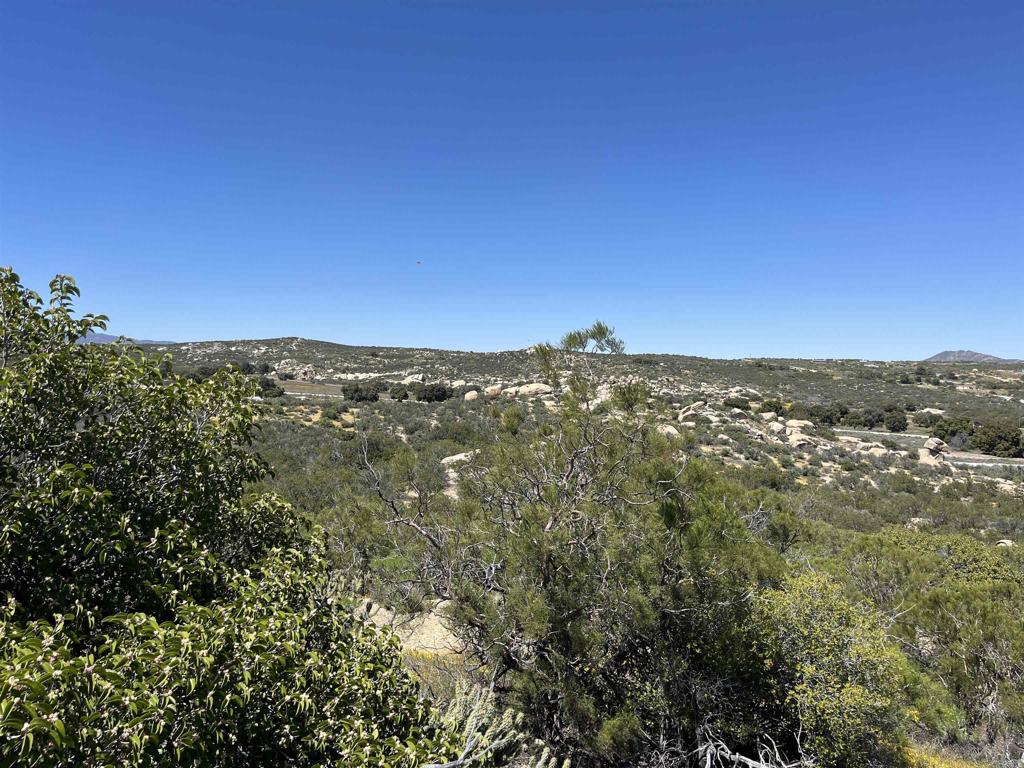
[925, 350, 1020, 363]
[80, 330, 172, 345]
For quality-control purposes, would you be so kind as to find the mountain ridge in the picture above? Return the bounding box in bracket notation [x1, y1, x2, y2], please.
[924, 350, 1018, 363]
[81, 331, 173, 345]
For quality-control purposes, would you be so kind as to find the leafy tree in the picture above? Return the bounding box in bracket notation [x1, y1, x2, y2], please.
[931, 416, 975, 449]
[0, 269, 486, 767]
[416, 383, 453, 403]
[885, 410, 909, 432]
[969, 420, 1024, 458]
[0, 547, 461, 767]
[343, 382, 381, 402]
[185, 363, 219, 382]
[257, 375, 284, 398]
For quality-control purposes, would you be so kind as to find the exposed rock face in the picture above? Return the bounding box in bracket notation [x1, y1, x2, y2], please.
[679, 400, 706, 417]
[401, 374, 425, 385]
[501, 386, 520, 397]
[450, 379, 467, 388]
[759, 412, 777, 421]
[918, 437, 951, 466]
[484, 384, 503, 397]
[516, 382, 554, 397]
[276, 359, 316, 381]
[785, 419, 814, 430]
[767, 422, 787, 435]
[996, 539, 1014, 547]
[788, 432, 814, 449]
[464, 390, 479, 401]
[657, 424, 680, 438]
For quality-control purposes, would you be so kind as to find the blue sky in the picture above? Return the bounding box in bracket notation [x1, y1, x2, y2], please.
[2, 2, 1021, 359]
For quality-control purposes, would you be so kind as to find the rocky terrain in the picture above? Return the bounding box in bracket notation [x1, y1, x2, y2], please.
[156, 336, 1024, 509]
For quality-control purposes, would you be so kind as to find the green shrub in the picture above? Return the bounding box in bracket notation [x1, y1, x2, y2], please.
[885, 411, 909, 432]
[416, 383, 453, 403]
[0, 270, 472, 767]
[753, 572, 912, 767]
[970, 421, 1024, 458]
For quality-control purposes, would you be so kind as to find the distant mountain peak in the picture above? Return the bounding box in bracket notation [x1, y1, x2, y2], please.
[925, 350, 1005, 363]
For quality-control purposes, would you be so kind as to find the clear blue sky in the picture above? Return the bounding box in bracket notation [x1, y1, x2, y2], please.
[2, 2, 1021, 359]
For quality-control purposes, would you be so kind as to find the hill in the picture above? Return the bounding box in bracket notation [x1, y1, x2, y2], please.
[925, 350, 1011, 363]
[151, 336, 1024, 425]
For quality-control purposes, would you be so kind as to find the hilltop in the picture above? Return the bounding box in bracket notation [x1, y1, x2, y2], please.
[925, 349, 1015, 363]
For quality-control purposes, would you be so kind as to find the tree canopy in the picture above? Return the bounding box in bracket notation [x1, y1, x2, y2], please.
[0, 269, 472, 767]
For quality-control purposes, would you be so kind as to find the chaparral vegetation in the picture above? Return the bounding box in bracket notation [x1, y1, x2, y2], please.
[2, 269, 1022, 767]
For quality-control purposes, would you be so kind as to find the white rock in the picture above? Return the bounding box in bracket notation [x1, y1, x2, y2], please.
[996, 539, 1014, 548]
[677, 401, 706, 419]
[788, 432, 813, 449]
[464, 390, 479, 401]
[785, 419, 814, 430]
[440, 450, 478, 466]
[759, 412, 777, 421]
[657, 424, 680, 438]
[484, 384, 503, 397]
[517, 382, 554, 397]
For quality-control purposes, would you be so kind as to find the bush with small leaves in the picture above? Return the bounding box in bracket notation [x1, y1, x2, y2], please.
[752, 572, 914, 767]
